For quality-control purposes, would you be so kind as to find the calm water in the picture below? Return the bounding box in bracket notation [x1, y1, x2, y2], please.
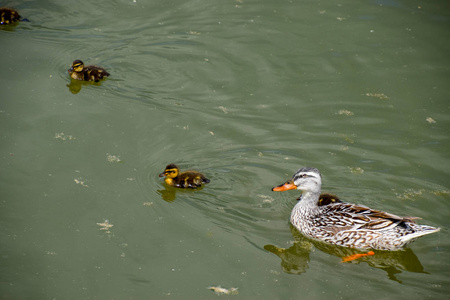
[1, 0, 449, 299]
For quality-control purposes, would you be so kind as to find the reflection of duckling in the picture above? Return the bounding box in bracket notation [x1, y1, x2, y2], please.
[0, 7, 21, 25]
[159, 164, 210, 188]
[68, 60, 110, 82]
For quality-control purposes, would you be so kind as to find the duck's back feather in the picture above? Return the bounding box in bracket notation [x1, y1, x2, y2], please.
[293, 201, 440, 250]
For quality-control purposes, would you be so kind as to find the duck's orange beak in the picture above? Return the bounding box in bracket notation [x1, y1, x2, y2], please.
[158, 172, 165, 177]
[272, 180, 297, 191]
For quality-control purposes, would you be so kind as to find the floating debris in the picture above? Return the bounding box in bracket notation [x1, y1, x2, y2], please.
[55, 132, 76, 141]
[396, 189, 425, 200]
[143, 202, 154, 207]
[97, 220, 113, 232]
[349, 167, 364, 174]
[338, 109, 354, 116]
[258, 194, 274, 204]
[208, 286, 239, 295]
[74, 178, 89, 187]
[431, 190, 449, 196]
[339, 134, 355, 144]
[106, 153, 121, 163]
[218, 106, 228, 114]
[426, 117, 436, 124]
[365, 93, 388, 100]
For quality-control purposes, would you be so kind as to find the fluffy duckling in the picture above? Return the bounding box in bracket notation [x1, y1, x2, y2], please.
[68, 60, 110, 82]
[309, 193, 342, 206]
[0, 7, 21, 25]
[159, 164, 210, 189]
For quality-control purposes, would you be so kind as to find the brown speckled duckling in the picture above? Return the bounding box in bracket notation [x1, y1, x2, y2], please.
[0, 7, 21, 25]
[159, 164, 210, 189]
[68, 60, 110, 82]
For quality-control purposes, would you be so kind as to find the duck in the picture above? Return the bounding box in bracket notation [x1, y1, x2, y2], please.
[272, 167, 440, 251]
[159, 163, 210, 189]
[0, 7, 21, 25]
[68, 60, 110, 82]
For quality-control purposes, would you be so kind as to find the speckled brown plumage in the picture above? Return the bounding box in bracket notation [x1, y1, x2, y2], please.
[273, 167, 440, 251]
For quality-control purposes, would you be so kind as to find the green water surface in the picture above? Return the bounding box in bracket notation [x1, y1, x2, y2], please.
[1, 0, 449, 299]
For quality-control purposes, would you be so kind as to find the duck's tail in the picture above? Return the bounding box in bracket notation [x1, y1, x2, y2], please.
[401, 224, 440, 244]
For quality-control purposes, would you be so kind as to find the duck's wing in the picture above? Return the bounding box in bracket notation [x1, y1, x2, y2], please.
[320, 203, 418, 231]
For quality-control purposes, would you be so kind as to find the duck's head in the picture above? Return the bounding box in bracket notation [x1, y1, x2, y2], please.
[159, 164, 179, 179]
[68, 60, 84, 73]
[272, 167, 322, 193]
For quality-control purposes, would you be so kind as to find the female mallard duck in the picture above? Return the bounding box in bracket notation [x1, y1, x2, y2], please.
[68, 60, 110, 82]
[159, 163, 210, 188]
[272, 167, 440, 251]
[0, 7, 21, 25]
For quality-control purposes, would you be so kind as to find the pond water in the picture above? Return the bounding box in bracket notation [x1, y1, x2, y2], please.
[1, 0, 449, 299]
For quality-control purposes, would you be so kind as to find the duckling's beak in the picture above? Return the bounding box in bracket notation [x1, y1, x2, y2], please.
[272, 180, 297, 192]
[68, 67, 73, 72]
[158, 172, 165, 177]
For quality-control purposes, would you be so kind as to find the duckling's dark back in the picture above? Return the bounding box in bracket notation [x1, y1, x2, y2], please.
[82, 65, 110, 82]
[0, 8, 21, 25]
[177, 171, 210, 188]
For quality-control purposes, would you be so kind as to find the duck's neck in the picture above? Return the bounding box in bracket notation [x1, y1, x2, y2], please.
[290, 190, 321, 227]
[295, 190, 321, 210]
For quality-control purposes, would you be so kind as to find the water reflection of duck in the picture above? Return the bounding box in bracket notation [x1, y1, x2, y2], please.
[264, 224, 429, 283]
[68, 60, 110, 82]
[66, 80, 104, 94]
[0, 7, 21, 25]
[272, 167, 440, 252]
[159, 164, 210, 189]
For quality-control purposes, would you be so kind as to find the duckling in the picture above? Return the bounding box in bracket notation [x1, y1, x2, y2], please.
[159, 164, 210, 189]
[68, 60, 110, 82]
[0, 7, 21, 25]
[299, 193, 341, 206]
